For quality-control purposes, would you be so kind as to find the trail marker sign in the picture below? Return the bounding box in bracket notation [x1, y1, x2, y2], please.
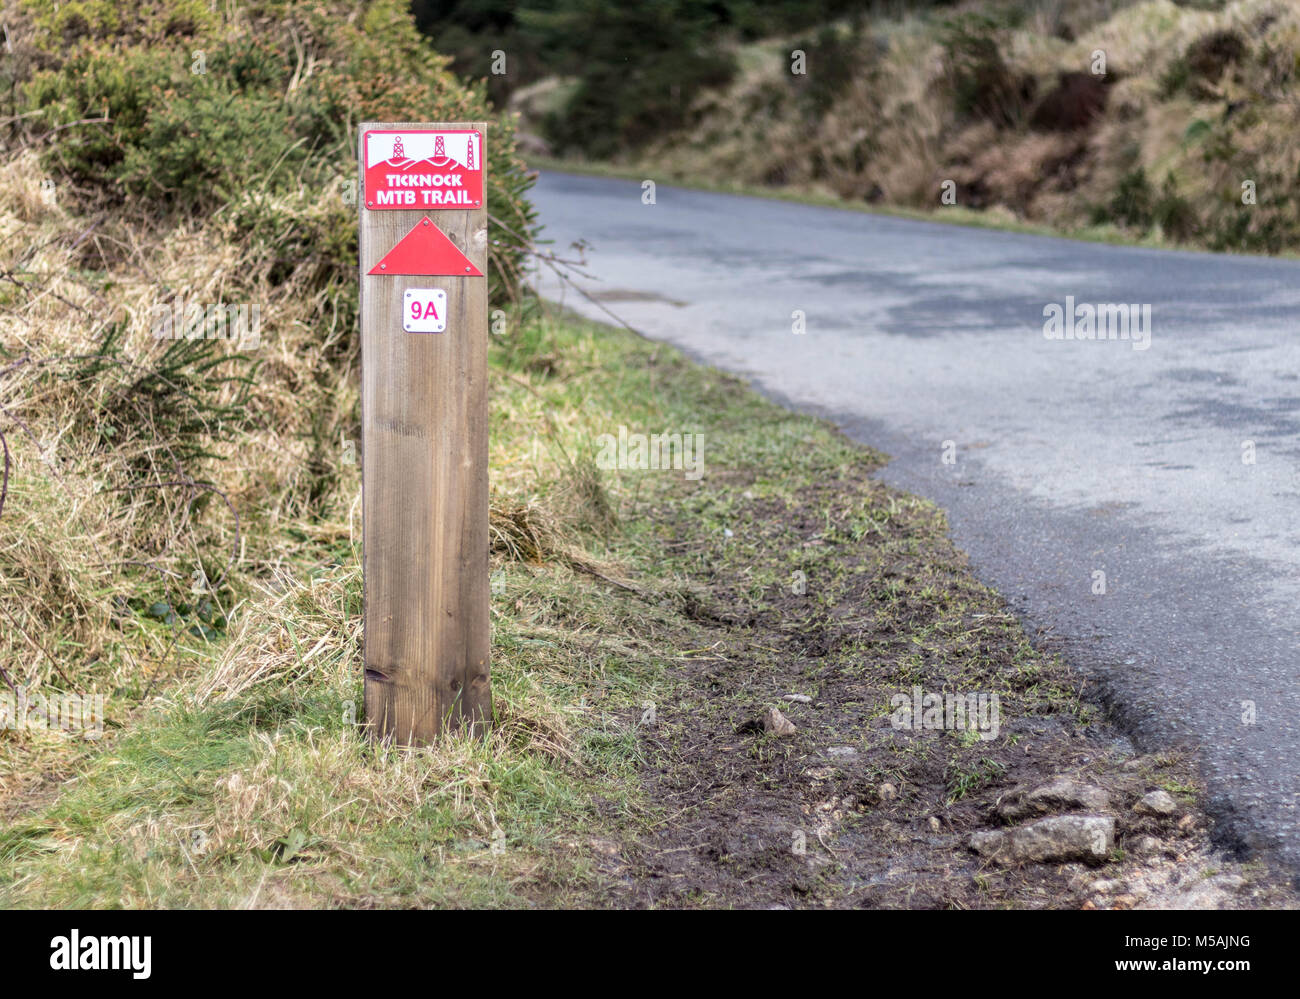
[358, 122, 491, 746]
[367, 216, 484, 277]
[363, 128, 483, 209]
[403, 289, 447, 333]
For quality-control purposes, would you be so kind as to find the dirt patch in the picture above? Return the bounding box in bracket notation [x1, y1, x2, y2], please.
[599, 469, 1297, 909]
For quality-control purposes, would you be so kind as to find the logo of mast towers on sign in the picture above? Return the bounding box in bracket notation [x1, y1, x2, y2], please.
[364, 129, 483, 209]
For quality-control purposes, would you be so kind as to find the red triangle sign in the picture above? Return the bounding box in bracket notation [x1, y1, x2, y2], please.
[368, 216, 484, 276]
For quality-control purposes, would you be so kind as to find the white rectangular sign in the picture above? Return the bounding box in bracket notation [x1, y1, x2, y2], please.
[403, 288, 447, 333]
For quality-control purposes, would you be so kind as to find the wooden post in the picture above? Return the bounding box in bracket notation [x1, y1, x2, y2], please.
[358, 121, 491, 745]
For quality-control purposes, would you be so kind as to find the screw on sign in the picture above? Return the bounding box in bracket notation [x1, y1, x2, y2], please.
[403, 289, 447, 333]
[357, 122, 490, 746]
[363, 129, 483, 209]
[368, 217, 483, 276]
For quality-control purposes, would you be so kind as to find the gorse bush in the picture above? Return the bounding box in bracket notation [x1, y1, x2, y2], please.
[16, 0, 537, 304]
[939, 14, 1034, 128]
[792, 23, 864, 118]
[1104, 166, 1156, 231]
[538, 0, 737, 159]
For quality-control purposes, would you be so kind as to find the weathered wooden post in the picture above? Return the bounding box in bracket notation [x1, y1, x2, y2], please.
[357, 122, 491, 744]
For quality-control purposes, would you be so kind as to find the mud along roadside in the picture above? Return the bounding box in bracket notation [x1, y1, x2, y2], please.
[568, 377, 1297, 909]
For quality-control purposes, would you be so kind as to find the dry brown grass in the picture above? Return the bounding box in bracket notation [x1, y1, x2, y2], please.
[193, 565, 360, 706]
[490, 498, 566, 564]
[0, 133, 368, 788]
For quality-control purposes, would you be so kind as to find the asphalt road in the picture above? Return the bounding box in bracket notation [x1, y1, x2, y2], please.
[531, 171, 1300, 874]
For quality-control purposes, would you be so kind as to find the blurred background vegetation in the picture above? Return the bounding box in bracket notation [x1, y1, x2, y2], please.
[410, 0, 882, 156]
[413, 0, 1300, 254]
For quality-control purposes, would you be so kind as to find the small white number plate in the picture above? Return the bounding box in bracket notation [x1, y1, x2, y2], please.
[403, 288, 447, 333]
